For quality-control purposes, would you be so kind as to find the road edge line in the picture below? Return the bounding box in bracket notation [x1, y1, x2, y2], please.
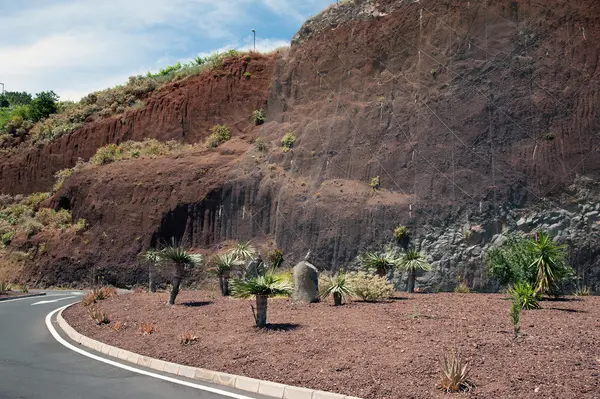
[0, 292, 46, 303]
[52, 303, 360, 399]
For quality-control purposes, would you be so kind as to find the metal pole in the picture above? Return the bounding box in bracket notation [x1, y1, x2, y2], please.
[252, 29, 256, 51]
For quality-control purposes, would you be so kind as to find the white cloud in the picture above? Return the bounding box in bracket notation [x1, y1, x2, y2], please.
[0, 0, 334, 100]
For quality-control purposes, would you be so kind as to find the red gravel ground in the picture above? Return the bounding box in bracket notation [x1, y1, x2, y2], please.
[64, 292, 600, 399]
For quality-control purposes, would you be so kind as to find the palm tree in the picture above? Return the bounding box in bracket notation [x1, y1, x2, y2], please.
[210, 252, 238, 296]
[230, 273, 292, 328]
[357, 247, 401, 278]
[319, 274, 355, 306]
[140, 249, 162, 293]
[528, 232, 570, 295]
[398, 249, 432, 293]
[159, 243, 203, 305]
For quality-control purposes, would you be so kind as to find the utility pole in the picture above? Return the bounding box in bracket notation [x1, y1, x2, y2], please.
[252, 29, 256, 52]
[0, 83, 4, 96]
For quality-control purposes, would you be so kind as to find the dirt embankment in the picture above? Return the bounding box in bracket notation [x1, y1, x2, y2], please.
[0, 53, 275, 194]
[3, 0, 600, 287]
[64, 292, 600, 399]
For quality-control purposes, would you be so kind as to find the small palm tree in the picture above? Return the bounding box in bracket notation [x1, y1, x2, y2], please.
[357, 248, 401, 278]
[398, 249, 432, 293]
[230, 241, 258, 265]
[140, 249, 162, 293]
[319, 274, 355, 306]
[529, 232, 570, 295]
[230, 273, 292, 328]
[160, 243, 203, 305]
[210, 252, 238, 296]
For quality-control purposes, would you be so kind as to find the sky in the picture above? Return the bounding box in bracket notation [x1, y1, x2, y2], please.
[0, 0, 335, 101]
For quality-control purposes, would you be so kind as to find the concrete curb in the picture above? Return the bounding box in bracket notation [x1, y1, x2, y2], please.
[0, 292, 46, 302]
[56, 305, 361, 399]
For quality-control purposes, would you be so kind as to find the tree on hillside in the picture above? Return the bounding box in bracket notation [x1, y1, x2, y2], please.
[159, 242, 203, 305]
[29, 91, 58, 122]
[3, 91, 32, 107]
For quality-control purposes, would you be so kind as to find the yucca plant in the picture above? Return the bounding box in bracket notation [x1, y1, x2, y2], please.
[140, 249, 162, 293]
[209, 252, 238, 296]
[529, 231, 571, 295]
[397, 249, 432, 293]
[319, 274, 355, 306]
[357, 248, 401, 278]
[159, 242, 204, 305]
[0, 281, 11, 295]
[439, 351, 472, 393]
[230, 241, 258, 265]
[509, 282, 540, 310]
[230, 273, 292, 328]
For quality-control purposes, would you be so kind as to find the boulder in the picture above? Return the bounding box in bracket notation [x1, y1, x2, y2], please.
[292, 261, 319, 303]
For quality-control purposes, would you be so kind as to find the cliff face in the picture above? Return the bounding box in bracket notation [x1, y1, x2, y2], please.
[4, 0, 600, 290]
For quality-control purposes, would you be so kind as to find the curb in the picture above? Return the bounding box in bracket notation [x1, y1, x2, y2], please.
[0, 292, 46, 302]
[56, 305, 362, 399]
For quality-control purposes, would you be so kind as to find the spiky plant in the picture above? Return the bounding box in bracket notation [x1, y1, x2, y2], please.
[320, 274, 355, 306]
[357, 248, 401, 278]
[230, 273, 292, 328]
[574, 285, 591, 296]
[140, 249, 162, 293]
[439, 351, 472, 393]
[528, 231, 571, 295]
[510, 300, 521, 339]
[509, 282, 540, 310]
[397, 249, 432, 293]
[0, 282, 11, 295]
[159, 242, 204, 305]
[210, 252, 238, 296]
[230, 241, 258, 265]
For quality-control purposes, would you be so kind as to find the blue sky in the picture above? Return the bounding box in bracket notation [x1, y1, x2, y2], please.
[0, 0, 335, 101]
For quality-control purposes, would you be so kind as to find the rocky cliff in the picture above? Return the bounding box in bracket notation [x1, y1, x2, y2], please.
[2, 0, 599, 290]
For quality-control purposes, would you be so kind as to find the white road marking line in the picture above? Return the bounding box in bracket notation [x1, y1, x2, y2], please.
[0, 294, 47, 303]
[46, 304, 258, 399]
[31, 296, 76, 306]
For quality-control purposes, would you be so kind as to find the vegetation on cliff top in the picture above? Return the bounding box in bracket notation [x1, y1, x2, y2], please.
[0, 49, 252, 150]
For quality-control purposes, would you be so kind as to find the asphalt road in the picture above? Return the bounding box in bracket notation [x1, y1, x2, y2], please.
[0, 292, 269, 399]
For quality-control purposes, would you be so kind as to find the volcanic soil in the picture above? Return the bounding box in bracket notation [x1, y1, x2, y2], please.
[64, 291, 600, 399]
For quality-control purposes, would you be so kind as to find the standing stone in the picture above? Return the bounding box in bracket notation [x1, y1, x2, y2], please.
[292, 261, 319, 303]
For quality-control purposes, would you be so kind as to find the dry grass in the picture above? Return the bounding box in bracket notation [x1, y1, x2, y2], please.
[140, 322, 155, 335]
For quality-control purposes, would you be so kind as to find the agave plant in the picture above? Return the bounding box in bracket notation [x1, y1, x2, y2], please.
[159, 242, 204, 305]
[0, 281, 11, 295]
[356, 247, 401, 278]
[209, 252, 238, 296]
[528, 231, 571, 295]
[230, 273, 292, 328]
[397, 249, 432, 293]
[439, 351, 472, 393]
[320, 274, 355, 306]
[140, 249, 162, 293]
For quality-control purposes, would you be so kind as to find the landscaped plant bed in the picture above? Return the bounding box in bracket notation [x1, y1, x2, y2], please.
[63, 291, 600, 399]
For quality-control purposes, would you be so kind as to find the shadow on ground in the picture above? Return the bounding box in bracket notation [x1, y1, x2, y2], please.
[182, 301, 213, 307]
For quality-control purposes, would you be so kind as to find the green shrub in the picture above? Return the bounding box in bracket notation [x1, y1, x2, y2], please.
[53, 168, 74, 192]
[1, 230, 14, 246]
[74, 218, 87, 232]
[206, 125, 231, 148]
[20, 218, 44, 238]
[370, 176, 380, 190]
[319, 273, 355, 305]
[244, 72, 252, 79]
[281, 133, 296, 152]
[267, 247, 284, 268]
[253, 109, 265, 125]
[509, 282, 540, 310]
[29, 91, 59, 122]
[21, 192, 50, 208]
[574, 286, 590, 296]
[35, 208, 72, 228]
[454, 282, 471, 293]
[254, 138, 268, 152]
[346, 271, 394, 301]
[510, 300, 521, 339]
[393, 225, 408, 243]
[90, 143, 122, 165]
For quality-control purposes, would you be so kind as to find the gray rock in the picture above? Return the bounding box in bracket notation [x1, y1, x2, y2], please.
[292, 261, 319, 303]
